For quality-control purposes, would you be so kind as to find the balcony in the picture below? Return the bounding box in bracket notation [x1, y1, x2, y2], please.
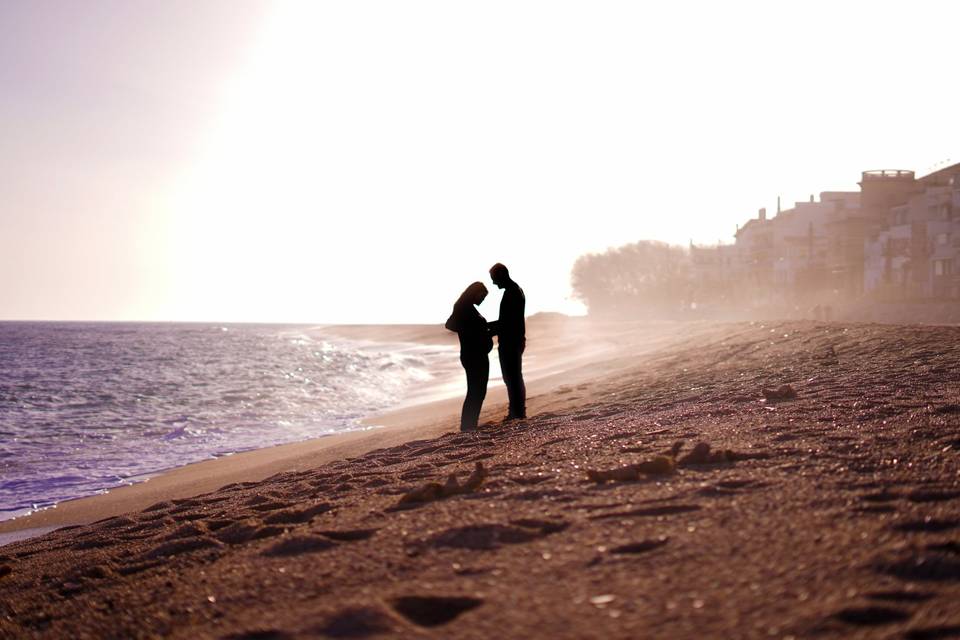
[861, 169, 915, 181]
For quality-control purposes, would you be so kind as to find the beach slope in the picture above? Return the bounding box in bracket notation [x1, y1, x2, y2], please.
[2, 320, 960, 639]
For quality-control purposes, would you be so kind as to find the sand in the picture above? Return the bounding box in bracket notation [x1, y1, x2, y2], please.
[2, 319, 960, 638]
[0, 316, 699, 538]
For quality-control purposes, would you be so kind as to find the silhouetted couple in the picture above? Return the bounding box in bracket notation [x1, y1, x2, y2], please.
[445, 263, 526, 431]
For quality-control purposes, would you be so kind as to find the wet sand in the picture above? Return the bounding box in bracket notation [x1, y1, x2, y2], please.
[2, 320, 960, 638]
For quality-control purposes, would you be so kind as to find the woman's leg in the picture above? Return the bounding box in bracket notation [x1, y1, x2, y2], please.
[460, 355, 476, 430]
[460, 355, 489, 430]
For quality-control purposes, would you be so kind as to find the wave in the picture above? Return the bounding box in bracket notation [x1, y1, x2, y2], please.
[0, 322, 454, 519]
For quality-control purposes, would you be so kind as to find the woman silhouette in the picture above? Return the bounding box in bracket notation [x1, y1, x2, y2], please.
[445, 282, 493, 431]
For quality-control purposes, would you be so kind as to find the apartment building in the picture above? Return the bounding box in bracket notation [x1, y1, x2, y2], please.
[863, 164, 960, 300]
[722, 163, 960, 303]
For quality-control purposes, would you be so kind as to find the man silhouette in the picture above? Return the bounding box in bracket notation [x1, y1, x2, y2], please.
[488, 263, 526, 420]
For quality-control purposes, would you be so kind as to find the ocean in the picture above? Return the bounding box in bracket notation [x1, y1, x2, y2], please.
[0, 322, 455, 520]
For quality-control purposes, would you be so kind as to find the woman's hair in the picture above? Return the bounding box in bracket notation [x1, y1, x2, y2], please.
[457, 281, 488, 307]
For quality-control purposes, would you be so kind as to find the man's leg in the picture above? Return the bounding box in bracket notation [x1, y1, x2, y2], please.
[499, 344, 526, 419]
[498, 347, 513, 418]
[511, 343, 526, 418]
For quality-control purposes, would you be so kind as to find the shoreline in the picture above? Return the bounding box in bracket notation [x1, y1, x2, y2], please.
[0, 324, 464, 540]
[0, 366, 466, 542]
[0, 317, 708, 542]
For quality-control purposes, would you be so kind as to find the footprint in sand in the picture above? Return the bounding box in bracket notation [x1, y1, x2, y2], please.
[877, 550, 960, 582]
[717, 479, 764, 490]
[865, 590, 935, 603]
[71, 537, 115, 551]
[174, 511, 209, 522]
[221, 630, 294, 640]
[368, 455, 405, 468]
[465, 452, 495, 462]
[831, 605, 912, 626]
[316, 528, 378, 542]
[261, 535, 337, 557]
[161, 523, 208, 541]
[391, 595, 482, 628]
[610, 538, 669, 555]
[928, 541, 960, 555]
[772, 433, 801, 442]
[904, 625, 960, 639]
[249, 501, 289, 513]
[508, 518, 570, 534]
[893, 518, 960, 533]
[263, 503, 333, 525]
[854, 505, 898, 514]
[860, 489, 900, 503]
[123, 519, 172, 535]
[589, 504, 701, 521]
[142, 500, 174, 513]
[168, 504, 203, 516]
[315, 606, 397, 637]
[907, 489, 960, 503]
[214, 520, 286, 545]
[932, 404, 960, 415]
[115, 560, 165, 576]
[407, 443, 446, 456]
[400, 469, 436, 482]
[427, 520, 568, 551]
[91, 516, 138, 530]
[139, 509, 174, 522]
[143, 536, 224, 560]
[205, 518, 236, 532]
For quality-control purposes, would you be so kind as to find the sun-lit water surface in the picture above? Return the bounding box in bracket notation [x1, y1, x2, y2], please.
[0, 322, 455, 519]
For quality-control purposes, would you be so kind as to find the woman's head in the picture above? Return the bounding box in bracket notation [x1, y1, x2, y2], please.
[458, 281, 488, 307]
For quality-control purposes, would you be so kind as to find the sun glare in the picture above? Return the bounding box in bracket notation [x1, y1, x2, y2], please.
[161, 0, 959, 323]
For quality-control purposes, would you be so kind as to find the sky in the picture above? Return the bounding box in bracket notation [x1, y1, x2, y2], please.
[2, 0, 958, 323]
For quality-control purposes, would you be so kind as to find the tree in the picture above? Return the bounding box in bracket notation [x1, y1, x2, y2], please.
[571, 240, 691, 318]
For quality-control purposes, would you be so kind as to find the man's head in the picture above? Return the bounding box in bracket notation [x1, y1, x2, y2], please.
[489, 263, 510, 289]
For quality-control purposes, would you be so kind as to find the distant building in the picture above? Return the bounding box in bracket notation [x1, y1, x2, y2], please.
[864, 164, 960, 299]
[730, 191, 860, 306]
[722, 162, 960, 306]
[688, 241, 738, 308]
[732, 208, 774, 304]
[771, 191, 859, 301]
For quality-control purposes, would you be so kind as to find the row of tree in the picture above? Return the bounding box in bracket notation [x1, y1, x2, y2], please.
[571, 240, 695, 318]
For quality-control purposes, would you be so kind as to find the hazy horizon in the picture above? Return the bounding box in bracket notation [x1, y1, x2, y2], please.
[3, 0, 958, 324]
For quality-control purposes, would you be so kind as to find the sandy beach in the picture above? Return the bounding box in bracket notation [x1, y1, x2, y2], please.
[0, 316, 699, 539]
[2, 318, 960, 638]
